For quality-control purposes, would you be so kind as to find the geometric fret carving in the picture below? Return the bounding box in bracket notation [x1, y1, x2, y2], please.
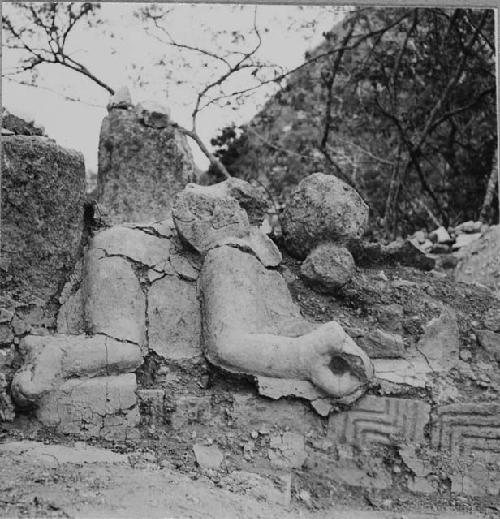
[431, 402, 500, 461]
[328, 395, 430, 448]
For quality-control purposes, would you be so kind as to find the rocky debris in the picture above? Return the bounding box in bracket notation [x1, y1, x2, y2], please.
[137, 100, 171, 128]
[0, 441, 129, 466]
[220, 471, 291, 507]
[37, 373, 139, 440]
[148, 275, 201, 361]
[84, 251, 146, 347]
[416, 307, 459, 371]
[200, 245, 373, 407]
[193, 444, 224, 470]
[172, 182, 250, 254]
[11, 334, 141, 407]
[372, 303, 404, 334]
[348, 328, 405, 358]
[0, 373, 15, 422]
[452, 232, 482, 251]
[484, 308, 500, 332]
[137, 389, 168, 425]
[106, 86, 132, 110]
[429, 226, 451, 244]
[348, 239, 435, 271]
[456, 221, 483, 234]
[300, 243, 355, 292]
[1, 136, 85, 307]
[268, 432, 306, 469]
[476, 330, 500, 361]
[214, 227, 282, 267]
[455, 224, 500, 298]
[281, 173, 369, 259]
[1, 108, 45, 136]
[97, 103, 196, 224]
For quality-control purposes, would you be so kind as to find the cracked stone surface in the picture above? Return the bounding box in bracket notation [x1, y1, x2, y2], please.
[91, 226, 171, 270]
[84, 252, 146, 347]
[148, 275, 201, 360]
[36, 373, 139, 440]
[11, 334, 141, 407]
[213, 227, 282, 267]
[57, 288, 85, 334]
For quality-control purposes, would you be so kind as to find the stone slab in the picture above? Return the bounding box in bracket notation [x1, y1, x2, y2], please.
[328, 395, 430, 448]
[431, 402, 500, 461]
[148, 275, 201, 360]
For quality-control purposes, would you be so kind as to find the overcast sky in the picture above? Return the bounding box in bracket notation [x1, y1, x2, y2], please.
[2, 3, 349, 171]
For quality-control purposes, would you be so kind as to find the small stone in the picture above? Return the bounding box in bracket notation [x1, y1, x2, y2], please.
[476, 330, 500, 361]
[459, 349, 472, 362]
[0, 309, 14, 324]
[137, 100, 171, 128]
[484, 308, 500, 332]
[107, 86, 132, 110]
[193, 444, 224, 470]
[250, 430, 259, 439]
[430, 226, 451, 244]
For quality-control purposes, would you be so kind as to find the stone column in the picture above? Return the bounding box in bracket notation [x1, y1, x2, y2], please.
[97, 90, 197, 224]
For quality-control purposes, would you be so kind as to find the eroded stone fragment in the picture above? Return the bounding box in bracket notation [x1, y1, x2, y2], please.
[281, 173, 369, 259]
[193, 444, 224, 470]
[477, 329, 500, 360]
[416, 307, 459, 371]
[300, 243, 355, 292]
[172, 182, 249, 254]
[268, 432, 306, 469]
[137, 100, 171, 128]
[84, 253, 146, 346]
[36, 373, 139, 440]
[148, 276, 201, 360]
[107, 86, 132, 110]
[11, 334, 141, 407]
[455, 224, 500, 298]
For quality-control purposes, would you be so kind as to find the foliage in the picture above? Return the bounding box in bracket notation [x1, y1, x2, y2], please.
[211, 7, 498, 237]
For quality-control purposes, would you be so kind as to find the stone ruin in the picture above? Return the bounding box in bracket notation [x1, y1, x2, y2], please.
[1, 98, 500, 507]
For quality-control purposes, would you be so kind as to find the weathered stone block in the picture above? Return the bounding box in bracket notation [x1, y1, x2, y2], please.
[36, 373, 139, 440]
[97, 108, 196, 224]
[1, 136, 85, 306]
[328, 395, 430, 448]
[84, 253, 146, 346]
[431, 402, 500, 461]
[148, 275, 201, 360]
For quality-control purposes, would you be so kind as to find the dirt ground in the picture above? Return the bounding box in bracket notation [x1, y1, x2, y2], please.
[0, 440, 490, 519]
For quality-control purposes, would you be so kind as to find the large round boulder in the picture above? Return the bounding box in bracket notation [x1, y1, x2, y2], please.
[280, 173, 368, 259]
